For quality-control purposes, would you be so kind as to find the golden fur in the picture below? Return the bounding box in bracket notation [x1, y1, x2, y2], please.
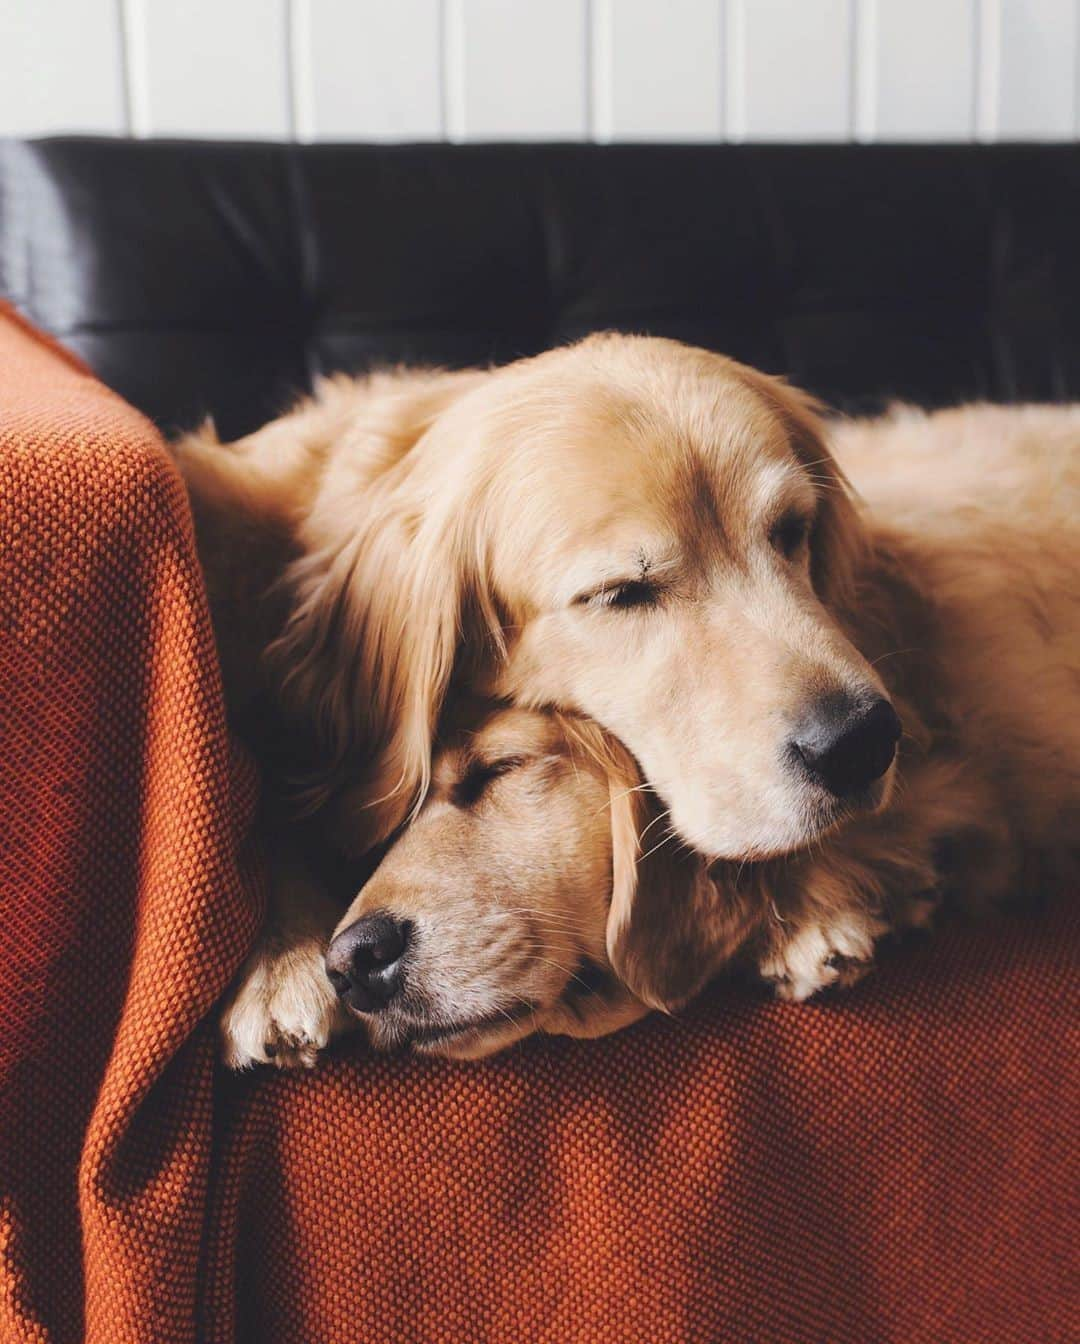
[180, 337, 882, 856]
[174, 337, 1080, 1064]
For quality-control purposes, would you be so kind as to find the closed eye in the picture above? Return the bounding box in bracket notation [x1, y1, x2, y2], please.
[454, 755, 527, 806]
[575, 579, 660, 611]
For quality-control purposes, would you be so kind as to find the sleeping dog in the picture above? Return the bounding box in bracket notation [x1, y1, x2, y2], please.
[173, 337, 1080, 1066]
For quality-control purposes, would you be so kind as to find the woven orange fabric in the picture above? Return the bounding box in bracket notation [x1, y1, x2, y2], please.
[0, 304, 262, 1343]
[1, 305, 1076, 1343]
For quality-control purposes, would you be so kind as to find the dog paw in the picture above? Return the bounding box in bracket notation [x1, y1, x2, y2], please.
[220, 938, 345, 1070]
[759, 908, 890, 1003]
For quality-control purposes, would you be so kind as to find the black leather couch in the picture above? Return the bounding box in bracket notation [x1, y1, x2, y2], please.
[3, 138, 1080, 438]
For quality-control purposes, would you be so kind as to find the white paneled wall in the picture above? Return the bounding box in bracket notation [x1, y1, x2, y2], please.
[593, 0, 725, 139]
[861, 0, 977, 141]
[997, 0, 1078, 137]
[299, 0, 443, 140]
[3, 0, 1080, 142]
[729, 0, 855, 139]
[136, 0, 291, 137]
[0, 0, 127, 134]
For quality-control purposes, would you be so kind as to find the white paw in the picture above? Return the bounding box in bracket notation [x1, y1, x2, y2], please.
[759, 908, 890, 1003]
[220, 938, 345, 1070]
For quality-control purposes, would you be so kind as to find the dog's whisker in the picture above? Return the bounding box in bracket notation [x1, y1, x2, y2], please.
[564, 744, 583, 786]
[527, 956, 598, 993]
[870, 647, 922, 668]
[593, 781, 652, 816]
[639, 807, 672, 841]
[509, 920, 597, 942]
[516, 943, 597, 983]
[504, 912, 594, 933]
[499, 905, 591, 922]
[899, 730, 927, 755]
[797, 456, 837, 471]
[639, 828, 680, 864]
[491, 1001, 529, 1034]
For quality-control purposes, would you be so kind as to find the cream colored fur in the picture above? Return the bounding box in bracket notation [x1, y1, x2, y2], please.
[172, 338, 1079, 1065]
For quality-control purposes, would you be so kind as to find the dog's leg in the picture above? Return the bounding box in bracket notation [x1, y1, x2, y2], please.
[756, 829, 942, 1003]
[757, 753, 1016, 1001]
[220, 835, 353, 1070]
[757, 901, 892, 1002]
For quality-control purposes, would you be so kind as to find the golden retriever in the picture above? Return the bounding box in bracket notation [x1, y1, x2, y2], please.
[181, 336, 893, 858]
[174, 337, 1080, 1067]
[219, 706, 649, 1066]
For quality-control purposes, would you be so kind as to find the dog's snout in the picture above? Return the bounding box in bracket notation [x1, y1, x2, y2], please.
[791, 693, 901, 797]
[325, 913, 411, 1014]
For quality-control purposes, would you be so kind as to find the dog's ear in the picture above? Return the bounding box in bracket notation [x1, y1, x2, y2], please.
[274, 511, 505, 855]
[269, 510, 416, 848]
[268, 372, 494, 854]
[601, 747, 762, 1012]
[741, 368, 866, 611]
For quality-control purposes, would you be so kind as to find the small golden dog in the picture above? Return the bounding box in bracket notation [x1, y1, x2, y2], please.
[174, 336, 1079, 1066]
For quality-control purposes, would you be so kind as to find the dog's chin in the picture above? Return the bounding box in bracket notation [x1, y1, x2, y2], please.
[672, 758, 900, 865]
[358, 1002, 538, 1060]
[407, 1014, 533, 1060]
[718, 761, 899, 863]
[790, 763, 897, 851]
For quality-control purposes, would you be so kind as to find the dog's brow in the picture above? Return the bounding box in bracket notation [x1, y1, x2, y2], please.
[756, 459, 817, 518]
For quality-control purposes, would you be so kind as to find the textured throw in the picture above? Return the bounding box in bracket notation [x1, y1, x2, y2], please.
[0, 305, 1075, 1343]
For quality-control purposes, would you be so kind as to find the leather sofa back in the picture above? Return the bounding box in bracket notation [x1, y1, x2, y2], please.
[3, 138, 1079, 437]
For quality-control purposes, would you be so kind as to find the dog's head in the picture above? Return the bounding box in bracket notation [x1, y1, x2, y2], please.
[324, 704, 771, 1056]
[323, 706, 650, 1057]
[280, 335, 899, 862]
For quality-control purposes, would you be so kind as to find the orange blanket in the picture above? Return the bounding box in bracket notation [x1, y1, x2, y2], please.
[0, 306, 1075, 1343]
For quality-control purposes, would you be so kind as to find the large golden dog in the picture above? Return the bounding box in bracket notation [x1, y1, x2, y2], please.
[175, 336, 1079, 1066]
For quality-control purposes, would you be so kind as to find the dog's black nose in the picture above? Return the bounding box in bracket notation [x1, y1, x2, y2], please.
[325, 913, 411, 1013]
[791, 694, 901, 797]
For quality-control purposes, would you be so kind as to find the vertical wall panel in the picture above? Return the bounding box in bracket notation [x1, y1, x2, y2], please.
[593, 0, 723, 141]
[140, 0, 290, 137]
[870, 0, 976, 139]
[728, 0, 854, 140]
[974, 0, 1002, 140]
[0, 0, 125, 134]
[453, 0, 588, 140]
[996, 0, 1077, 138]
[304, 0, 442, 140]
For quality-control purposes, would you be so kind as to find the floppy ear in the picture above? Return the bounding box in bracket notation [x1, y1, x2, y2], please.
[272, 503, 510, 858]
[270, 508, 423, 849]
[267, 371, 497, 855]
[601, 739, 763, 1012]
[741, 368, 866, 611]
